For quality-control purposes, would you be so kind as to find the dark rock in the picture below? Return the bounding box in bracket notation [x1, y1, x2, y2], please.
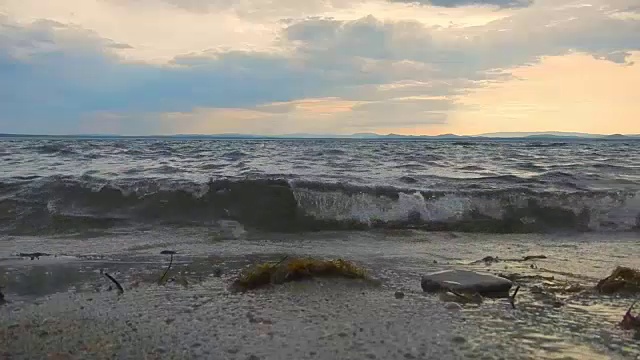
[452, 335, 467, 344]
[394, 291, 405, 299]
[421, 269, 513, 297]
[213, 268, 223, 277]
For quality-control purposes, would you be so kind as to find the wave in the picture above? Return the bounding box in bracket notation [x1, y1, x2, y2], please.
[0, 176, 638, 235]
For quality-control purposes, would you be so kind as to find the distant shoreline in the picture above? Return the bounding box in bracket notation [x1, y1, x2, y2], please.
[1, 133, 639, 141]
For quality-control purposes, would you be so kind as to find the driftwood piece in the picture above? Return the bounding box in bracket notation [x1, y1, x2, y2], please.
[103, 272, 124, 294]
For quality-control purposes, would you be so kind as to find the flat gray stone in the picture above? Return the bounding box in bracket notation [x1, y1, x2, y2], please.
[421, 269, 512, 297]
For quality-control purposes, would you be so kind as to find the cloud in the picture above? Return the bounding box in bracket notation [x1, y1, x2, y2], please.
[1, 0, 640, 135]
[389, 0, 533, 9]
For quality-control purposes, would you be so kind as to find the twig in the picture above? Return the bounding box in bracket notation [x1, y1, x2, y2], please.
[159, 253, 174, 285]
[274, 256, 289, 267]
[104, 272, 124, 294]
[627, 301, 638, 315]
[509, 286, 520, 309]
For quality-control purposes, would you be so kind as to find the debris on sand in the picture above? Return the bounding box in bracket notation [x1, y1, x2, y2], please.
[530, 285, 564, 308]
[498, 273, 555, 283]
[17, 252, 51, 260]
[438, 291, 483, 305]
[231, 257, 368, 291]
[159, 250, 177, 285]
[620, 301, 640, 331]
[470, 255, 547, 265]
[596, 266, 640, 294]
[421, 269, 513, 297]
[102, 272, 124, 294]
[508, 286, 520, 309]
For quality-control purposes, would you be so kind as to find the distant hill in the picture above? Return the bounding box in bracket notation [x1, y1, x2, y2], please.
[1, 132, 638, 140]
[479, 131, 603, 138]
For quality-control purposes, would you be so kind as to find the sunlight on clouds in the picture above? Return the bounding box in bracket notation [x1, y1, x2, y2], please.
[1, 0, 279, 62]
[2, 0, 640, 135]
[448, 52, 640, 135]
[150, 98, 369, 135]
[2, 0, 512, 63]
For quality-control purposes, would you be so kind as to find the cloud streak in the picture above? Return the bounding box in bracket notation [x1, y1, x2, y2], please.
[389, 0, 534, 9]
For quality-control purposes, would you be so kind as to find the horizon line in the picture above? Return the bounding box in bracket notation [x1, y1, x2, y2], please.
[1, 131, 639, 138]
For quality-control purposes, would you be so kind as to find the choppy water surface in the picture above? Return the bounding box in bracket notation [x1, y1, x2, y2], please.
[0, 138, 639, 235]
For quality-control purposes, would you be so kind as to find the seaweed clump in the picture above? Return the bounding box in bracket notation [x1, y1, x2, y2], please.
[596, 266, 640, 294]
[231, 257, 367, 291]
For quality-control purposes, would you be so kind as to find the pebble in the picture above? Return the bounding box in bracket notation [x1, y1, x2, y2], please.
[452, 335, 467, 344]
[394, 291, 405, 299]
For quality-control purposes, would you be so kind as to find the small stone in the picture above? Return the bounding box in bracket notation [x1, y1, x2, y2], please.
[394, 291, 405, 299]
[227, 348, 240, 354]
[421, 269, 512, 296]
[444, 302, 463, 311]
[247, 355, 260, 360]
[38, 331, 49, 338]
[165, 318, 175, 324]
[338, 332, 348, 338]
[452, 335, 467, 344]
[404, 353, 416, 359]
[213, 268, 223, 277]
[366, 354, 376, 359]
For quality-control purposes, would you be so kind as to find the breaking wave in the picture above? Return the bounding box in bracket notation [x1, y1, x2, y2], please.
[0, 176, 638, 235]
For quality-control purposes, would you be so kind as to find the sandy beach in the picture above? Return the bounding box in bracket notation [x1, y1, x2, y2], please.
[1, 229, 639, 359]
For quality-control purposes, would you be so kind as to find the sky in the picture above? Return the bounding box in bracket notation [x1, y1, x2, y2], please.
[0, 0, 639, 135]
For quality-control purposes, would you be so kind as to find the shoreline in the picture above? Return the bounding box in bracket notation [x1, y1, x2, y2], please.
[1, 230, 639, 359]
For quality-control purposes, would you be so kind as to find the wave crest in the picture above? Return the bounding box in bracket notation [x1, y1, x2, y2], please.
[1, 176, 638, 235]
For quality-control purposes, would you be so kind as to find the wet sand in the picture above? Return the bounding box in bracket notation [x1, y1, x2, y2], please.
[1, 230, 639, 359]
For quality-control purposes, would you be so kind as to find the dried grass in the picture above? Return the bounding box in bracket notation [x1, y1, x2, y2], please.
[231, 257, 367, 291]
[596, 266, 640, 294]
